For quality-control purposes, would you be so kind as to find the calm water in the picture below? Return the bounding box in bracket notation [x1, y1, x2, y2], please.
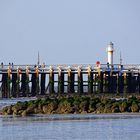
[0, 99, 140, 140]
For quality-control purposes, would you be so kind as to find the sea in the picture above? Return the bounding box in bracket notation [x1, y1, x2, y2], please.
[0, 98, 140, 140]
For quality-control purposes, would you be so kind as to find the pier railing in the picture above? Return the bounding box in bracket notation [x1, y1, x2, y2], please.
[1, 64, 140, 72]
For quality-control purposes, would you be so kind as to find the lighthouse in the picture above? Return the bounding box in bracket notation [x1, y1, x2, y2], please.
[106, 42, 114, 65]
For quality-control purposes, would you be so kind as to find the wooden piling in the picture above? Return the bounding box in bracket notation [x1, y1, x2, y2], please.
[88, 65, 93, 93]
[98, 71, 103, 93]
[49, 66, 54, 94]
[21, 73, 27, 97]
[40, 73, 46, 95]
[58, 66, 64, 94]
[35, 66, 40, 95]
[7, 66, 11, 98]
[25, 65, 29, 96]
[77, 66, 83, 94]
[11, 73, 18, 97]
[31, 66, 40, 96]
[138, 73, 140, 93]
[127, 72, 132, 93]
[1, 73, 8, 98]
[118, 73, 124, 94]
[123, 72, 127, 96]
[67, 66, 75, 93]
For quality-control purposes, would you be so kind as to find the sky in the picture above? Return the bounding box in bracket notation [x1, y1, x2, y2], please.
[0, 0, 140, 65]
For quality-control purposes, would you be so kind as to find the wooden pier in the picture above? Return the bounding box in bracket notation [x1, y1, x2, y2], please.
[0, 64, 140, 98]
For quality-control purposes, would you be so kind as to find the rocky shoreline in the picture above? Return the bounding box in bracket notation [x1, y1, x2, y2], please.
[1, 95, 140, 117]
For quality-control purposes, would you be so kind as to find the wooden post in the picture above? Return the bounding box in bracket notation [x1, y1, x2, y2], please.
[58, 66, 64, 94]
[99, 71, 103, 93]
[1, 73, 8, 98]
[96, 66, 102, 93]
[138, 73, 140, 93]
[118, 72, 124, 94]
[131, 74, 136, 93]
[103, 73, 106, 93]
[77, 66, 83, 94]
[88, 65, 93, 94]
[21, 73, 27, 97]
[105, 71, 110, 93]
[127, 72, 132, 93]
[7, 65, 11, 98]
[11, 73, 17, 97]
[21, 65, 29, 97]
[123, 72, 127, 96]
[110, 72, 117, 93]
[25, 65, 29, 96]
[41, 73, 46, 95]
[67, 66, 75, 93]
[31, 73, 37, 96]
[36, 66, 40, 95]
[116, 73, 119, 95]
[67, 66, 71, 93]
[16, 66, 21, 97]
[49, 66, 54, 94]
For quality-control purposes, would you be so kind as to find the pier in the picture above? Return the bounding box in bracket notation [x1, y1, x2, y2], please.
[0, 64, 140, 98]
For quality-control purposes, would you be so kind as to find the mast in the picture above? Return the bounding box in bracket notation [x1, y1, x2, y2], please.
[120, 51, 122, 65]
[37, 51, 40, 66]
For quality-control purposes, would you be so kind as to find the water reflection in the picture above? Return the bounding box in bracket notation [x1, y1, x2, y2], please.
[0, 114, 140, 140]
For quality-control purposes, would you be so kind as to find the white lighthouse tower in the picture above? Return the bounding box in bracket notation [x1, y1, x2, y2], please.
[106, 42, 114, 65]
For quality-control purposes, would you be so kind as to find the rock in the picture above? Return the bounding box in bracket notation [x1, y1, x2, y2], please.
[104, 104, 112, 113]
[79, 100, 89, 112]
[111, 105, 120, 113]
[57, 100, 73, 114]
[73, 104, 80, 114]
[81, 111, 87, 114]
[95, 103, 104, 113]
[96, 106, 104, 113]
[6, 106, 12, 115]
[2, 106, 9, 115]
[11, 103, 27, 114]
[42, 102, 58, 114]
[131, 103, 139, 112]
[119, 102, 128, 112]
[34, 108, 42, 114]
[21, 110, 28, 117]
[18, 110, 23, 115]
[26, 104, 37, 114]
[13, 111, 18, 116]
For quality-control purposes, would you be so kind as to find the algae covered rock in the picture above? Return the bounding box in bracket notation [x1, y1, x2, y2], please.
[79, 100, 89, 113]
[57, 100, 74, 114]
[104, 104, 112, 113]
[2, 106, 12, 115]
[111, 104, 120, 113]
[11, 102, 27, 114]
[119, 101, 128, 112]
[96, 103, 105, 113]
[26, 103, 37, 114]
[21, 110, 28, 117]
[88, 100, 96, 113]
[131, 103, 139, 112]
[42, 101, 58, 114]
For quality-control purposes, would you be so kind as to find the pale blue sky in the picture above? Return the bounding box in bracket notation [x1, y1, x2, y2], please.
[0, 0, 140, 65]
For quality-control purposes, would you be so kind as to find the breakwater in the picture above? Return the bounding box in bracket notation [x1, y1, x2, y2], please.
[0, 64, 140, 98]
[2, 95, 140, 116]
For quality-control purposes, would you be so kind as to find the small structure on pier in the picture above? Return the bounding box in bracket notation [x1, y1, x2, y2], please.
[106, 42, 114, 65]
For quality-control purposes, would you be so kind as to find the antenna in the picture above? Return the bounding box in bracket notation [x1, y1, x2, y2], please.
[120, 51, 122, 65]
[37, 51, 40, 66]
